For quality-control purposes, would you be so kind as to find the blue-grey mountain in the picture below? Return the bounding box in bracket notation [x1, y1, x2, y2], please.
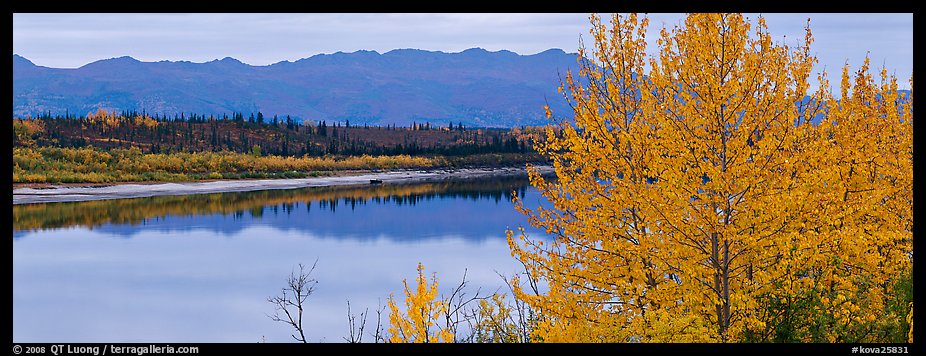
[13, 48, 580, 127]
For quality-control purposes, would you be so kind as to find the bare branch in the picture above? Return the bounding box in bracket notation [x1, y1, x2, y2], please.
[267, 260, 319, 343]
[344, 300, 368, 343]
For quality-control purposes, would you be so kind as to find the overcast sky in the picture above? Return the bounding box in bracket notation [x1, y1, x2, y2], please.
[13, 13, 913, 89]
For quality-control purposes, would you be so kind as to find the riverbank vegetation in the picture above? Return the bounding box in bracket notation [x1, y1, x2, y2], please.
[15, 110, 545, 157]
[13, 146, 542, 184]
[13, 109, 548, 184]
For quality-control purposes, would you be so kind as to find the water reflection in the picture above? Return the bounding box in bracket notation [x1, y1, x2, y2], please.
[14, 177, 535, 240]
[13, 177, 550, 342]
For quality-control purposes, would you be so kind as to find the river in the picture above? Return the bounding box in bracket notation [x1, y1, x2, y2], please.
[12, 176, 549, 342]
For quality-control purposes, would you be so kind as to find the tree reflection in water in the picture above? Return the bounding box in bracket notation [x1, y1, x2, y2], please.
[14, 177, 535, 235]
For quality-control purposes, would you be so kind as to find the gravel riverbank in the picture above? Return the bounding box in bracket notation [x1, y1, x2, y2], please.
[13, 166, 554, 205]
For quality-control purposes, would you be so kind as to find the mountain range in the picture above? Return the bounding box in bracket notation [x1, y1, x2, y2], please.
[13, 48, 581, 127]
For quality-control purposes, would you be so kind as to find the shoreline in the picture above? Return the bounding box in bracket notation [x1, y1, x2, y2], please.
[13, 166, 554, 205]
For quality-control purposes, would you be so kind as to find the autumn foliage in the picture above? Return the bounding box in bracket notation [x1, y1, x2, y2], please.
[16, 109, 537, 159]
[386, 263, 455, 343]
[505, 13, 912, 342]
[12, 146, 445, 183]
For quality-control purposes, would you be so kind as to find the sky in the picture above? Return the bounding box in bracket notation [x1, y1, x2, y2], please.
[13, 13, 913, 89]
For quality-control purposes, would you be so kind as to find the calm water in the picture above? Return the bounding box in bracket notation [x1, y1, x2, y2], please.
[12, 177, 549, 342]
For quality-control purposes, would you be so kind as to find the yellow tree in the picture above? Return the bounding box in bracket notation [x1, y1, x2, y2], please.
[13, 118, 44, 147]
[775, 59, 914, 342]
[508, 13, 912, 342]
[386, 263, 454, 343]
[87, 108, 121, 136]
